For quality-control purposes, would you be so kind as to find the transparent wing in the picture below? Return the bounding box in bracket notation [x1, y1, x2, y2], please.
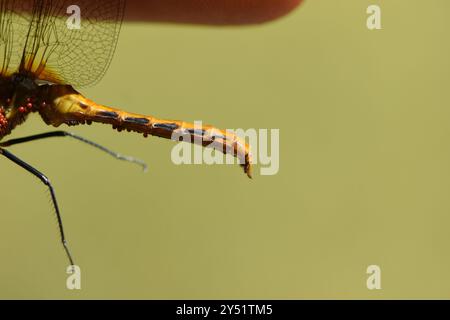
[1, 0, 125, 88]
[0, 0, 32, 76]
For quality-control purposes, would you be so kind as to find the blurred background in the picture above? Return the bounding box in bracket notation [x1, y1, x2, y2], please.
[1, 0, 450, 299]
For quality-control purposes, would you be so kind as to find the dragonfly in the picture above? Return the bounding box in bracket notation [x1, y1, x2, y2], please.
[0, 0, 252, 267]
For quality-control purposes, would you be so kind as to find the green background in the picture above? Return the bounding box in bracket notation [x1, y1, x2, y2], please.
[1, 0, 450, 299]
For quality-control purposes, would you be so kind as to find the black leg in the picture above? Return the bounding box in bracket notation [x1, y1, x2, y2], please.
[0, 131, 148, 171]
[0, 148, 75, 266]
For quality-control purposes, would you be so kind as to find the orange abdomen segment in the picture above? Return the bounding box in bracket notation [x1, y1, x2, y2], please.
[38, 85, 253, 178]
[126, 0, 303, 24]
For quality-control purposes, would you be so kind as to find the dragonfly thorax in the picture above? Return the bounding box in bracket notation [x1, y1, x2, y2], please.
[0, 73, 39, 105]
[0, 74, 41, 140]
[11, 73, 39, 93]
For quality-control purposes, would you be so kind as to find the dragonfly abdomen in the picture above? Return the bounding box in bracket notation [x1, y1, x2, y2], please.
[38, 84, 253, 178]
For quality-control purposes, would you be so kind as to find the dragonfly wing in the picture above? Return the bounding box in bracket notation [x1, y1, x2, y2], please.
[8, 0, 124, 88]
[0, 0, 34, 76]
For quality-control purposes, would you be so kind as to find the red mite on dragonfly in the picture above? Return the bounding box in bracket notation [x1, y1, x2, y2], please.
[0, 0, 252, 267]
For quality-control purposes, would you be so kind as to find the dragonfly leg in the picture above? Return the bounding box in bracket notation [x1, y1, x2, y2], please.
[0, 131, 148, 172]
[0, 147, 75, 267]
